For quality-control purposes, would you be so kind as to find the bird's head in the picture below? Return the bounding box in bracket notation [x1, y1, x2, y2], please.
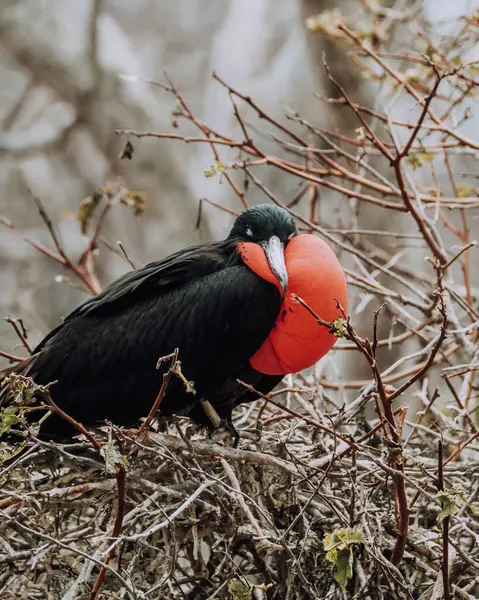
[229, 204, 297, 299]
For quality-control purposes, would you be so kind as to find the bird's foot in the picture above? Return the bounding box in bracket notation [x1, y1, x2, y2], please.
[224, 418, 240, 449]
[207, 418, 241, 448]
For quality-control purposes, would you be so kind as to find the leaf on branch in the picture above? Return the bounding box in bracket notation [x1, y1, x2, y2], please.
[2, 374, 40, 407]
[77, 189, 103, 235]
[0, 406, 23, 436]
[406, 152, 435, 169]
[77, 186, 146, 234]
[204, 160, 226, 178]
[323, 528, 365, 590]
[436, 487, 468, 522]
[405, 154, 422, 169]
[456, 184, 472, 198]
[419, 152, 435, 163]
[102, 442, 129, 475]
[330, 317, 347, 338]
[228, 580, 253, 600]
[425, 186, 442, 197]
[227, 580, 271, 599]
[118, 190, 146, 216]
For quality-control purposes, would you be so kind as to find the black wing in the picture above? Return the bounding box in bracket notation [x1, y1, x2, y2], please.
[34, 241, 231, 353]
[28, 259, 281, 437]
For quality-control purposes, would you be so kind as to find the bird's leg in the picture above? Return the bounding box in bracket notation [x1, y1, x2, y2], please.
[224, 417, 240, 449]
[200, 400, 241, 447]
[200, 400, 222, 429]
[155, 416, 170, 434]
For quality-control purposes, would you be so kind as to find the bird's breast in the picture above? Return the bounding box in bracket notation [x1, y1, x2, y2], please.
[238, 234, 348, 375]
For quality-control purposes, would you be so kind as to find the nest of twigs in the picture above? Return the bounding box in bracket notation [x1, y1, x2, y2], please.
[1, 378, 478, 600]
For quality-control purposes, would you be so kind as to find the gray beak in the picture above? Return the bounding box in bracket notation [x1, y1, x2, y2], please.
[260, 235, 288, 300]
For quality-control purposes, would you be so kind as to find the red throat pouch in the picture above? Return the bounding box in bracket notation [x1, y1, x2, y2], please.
[239, 234, 348, 375]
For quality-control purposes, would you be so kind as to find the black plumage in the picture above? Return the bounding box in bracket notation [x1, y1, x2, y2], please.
[1, 204, 296, 439]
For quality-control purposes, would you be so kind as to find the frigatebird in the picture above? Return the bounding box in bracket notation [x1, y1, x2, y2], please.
[0, 204, 347, 440]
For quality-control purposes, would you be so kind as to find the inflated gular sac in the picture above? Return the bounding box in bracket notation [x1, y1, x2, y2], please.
[239, 234, 348, 375]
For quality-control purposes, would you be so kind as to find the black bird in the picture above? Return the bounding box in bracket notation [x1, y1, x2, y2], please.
[1, 204, 298, 439]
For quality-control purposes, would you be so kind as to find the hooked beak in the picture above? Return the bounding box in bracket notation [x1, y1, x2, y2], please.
[260, 235, 288, 300]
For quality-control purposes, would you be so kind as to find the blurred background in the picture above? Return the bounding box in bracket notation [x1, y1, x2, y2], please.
[0, 0, 478, 357]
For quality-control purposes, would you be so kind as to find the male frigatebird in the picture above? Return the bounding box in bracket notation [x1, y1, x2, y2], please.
[0, 204, 347, 439]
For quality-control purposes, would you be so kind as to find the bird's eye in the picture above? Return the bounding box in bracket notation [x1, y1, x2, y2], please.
[246, 227, 254, 238]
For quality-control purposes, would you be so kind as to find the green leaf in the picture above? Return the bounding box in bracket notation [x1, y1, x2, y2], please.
[436, 487, 467, 522]
[405, 151, 435, 169]
[228, 580, 253, 600]
[457, 184, 472, 198]
[330, 317, 346, 338]
[77, 186, 146, 234]
[77, 190, 103, 234]
[118, 190, 146, 216]
[204, 160, 226, 178]
[0, 406, 22, 437]
[334, 548, 354, 590]
[1, 374, 39, 407]
[405, 153, 423, 169]
[204, 167, 216, 178]
[102, 442, 129, 475]
[323, 528, 365, 591]
[227, 580, 272, 599]
[418, 152, 435, 163]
